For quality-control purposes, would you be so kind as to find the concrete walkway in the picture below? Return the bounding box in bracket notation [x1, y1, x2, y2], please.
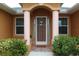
[29, 47, 53, 56]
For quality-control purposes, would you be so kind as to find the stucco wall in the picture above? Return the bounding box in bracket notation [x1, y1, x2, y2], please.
[21, 3, 61, 11]
[0, 9, 13, 39]
[0, 8, 72, 40]
[70, 11, 79, 36]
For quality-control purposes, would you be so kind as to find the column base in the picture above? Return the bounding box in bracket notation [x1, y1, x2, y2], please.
[27, 44, 31, 52]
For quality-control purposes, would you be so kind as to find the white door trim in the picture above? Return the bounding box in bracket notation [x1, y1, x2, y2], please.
[35, 16, 48, 45]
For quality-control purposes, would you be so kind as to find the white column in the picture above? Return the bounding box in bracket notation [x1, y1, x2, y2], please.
[52, 10, 59, 41]
[24, 11, 30, 45]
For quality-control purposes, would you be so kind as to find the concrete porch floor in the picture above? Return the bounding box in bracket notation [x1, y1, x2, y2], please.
[29, 47, 53, 56]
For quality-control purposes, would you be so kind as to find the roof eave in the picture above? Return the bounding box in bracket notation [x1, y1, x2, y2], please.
[0, 3, 17, 15]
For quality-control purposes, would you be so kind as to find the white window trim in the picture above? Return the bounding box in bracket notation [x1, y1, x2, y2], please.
[59, 16, 69, 35]
[15, 17, 24, 36]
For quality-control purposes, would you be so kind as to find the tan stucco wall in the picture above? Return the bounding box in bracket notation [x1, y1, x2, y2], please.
[0, 9, 13, 39]
[21, 3, 61, 11]
[70, 11, 79, 36]
[0, 9, 72, 40]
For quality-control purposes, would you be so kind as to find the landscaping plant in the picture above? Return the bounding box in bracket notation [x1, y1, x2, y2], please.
[53, 35, 77, 56]
[74, 37, 79, 55]
[0, 38, 28, 56]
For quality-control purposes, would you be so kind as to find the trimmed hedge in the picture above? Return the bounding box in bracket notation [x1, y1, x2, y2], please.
[53, 35, 79, 56]
[0, 38, 28, 56]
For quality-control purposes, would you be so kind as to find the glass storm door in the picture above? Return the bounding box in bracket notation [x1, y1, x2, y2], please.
[36, 16, 47, 45]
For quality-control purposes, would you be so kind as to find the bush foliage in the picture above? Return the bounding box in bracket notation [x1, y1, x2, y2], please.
[0, 38, 28, 56]
[53, 35, 79, 56]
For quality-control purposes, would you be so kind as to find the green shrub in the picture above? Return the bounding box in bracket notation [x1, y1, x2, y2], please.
[74, 45, 79, 55]
[73, 37, 79, 55]
[76, 38, 79, 55]
[53, 35, 77, 56]
[0, 38, 28, 56]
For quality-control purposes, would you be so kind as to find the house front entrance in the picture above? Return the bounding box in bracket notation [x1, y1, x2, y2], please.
[22, 3, 60, 50]
[30, 7, 52, 47]
[36, 16, 48, 45]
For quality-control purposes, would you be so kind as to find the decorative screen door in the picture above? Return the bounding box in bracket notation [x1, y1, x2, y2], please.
[36, 16, 47, 45]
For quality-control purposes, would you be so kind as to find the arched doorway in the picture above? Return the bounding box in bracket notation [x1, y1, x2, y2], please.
[30, 6, 52, 47]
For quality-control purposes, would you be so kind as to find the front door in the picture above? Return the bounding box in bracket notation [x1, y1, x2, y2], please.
[36, 16, 47, 45]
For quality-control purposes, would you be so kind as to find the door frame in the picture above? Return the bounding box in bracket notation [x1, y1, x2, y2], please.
[35, 16, 48, 45]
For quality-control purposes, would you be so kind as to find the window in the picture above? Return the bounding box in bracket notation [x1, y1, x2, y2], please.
[59, 18, 68, 34]
[16, 17, 24, 34]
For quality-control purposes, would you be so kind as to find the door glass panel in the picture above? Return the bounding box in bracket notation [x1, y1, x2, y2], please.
[37, 17, 46, 41]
